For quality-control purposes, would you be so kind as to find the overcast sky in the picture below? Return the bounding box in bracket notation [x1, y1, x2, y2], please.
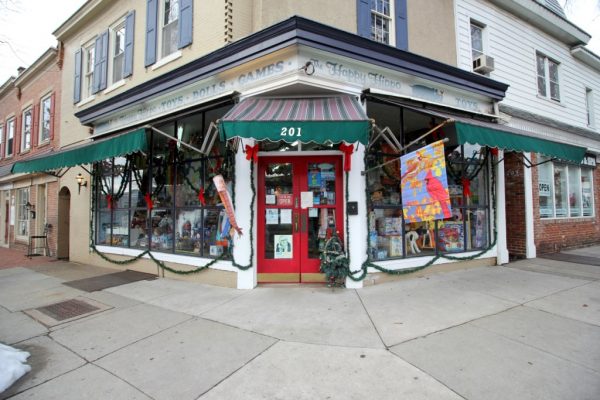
[0, 0, 599, 84]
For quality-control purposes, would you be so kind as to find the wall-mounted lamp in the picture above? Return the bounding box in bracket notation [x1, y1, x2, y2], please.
[76, 173, 87, 194]
[25, 201, 36, 219]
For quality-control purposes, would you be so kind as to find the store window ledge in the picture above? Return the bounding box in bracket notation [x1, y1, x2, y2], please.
[94, 245, 237, 272]
[366, 247, 498, 271]
[151, 50, 182, 71]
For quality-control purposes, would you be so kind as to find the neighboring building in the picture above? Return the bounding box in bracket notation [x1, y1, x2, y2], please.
[454, 0, 600, 257]
[0, 48, 62, 257]
[9, 0, 595, 289]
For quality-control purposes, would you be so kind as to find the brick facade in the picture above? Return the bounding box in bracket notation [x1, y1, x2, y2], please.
[505, 152, 600, 257]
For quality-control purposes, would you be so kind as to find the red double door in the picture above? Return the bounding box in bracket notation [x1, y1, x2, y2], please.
[257, 156, 344, 283]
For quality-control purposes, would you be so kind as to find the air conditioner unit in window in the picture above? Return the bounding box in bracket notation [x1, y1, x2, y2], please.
[473, 54, 495, 74]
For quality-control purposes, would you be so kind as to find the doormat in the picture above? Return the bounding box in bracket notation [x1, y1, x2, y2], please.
[539, 253, 600, 266]
[63, 270, 157, 292]
[25, 297, 111, 327]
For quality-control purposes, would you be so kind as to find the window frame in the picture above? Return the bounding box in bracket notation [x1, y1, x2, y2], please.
[83, 39, 96, 99]
[5, 117, 15, 157]
[536, 52, 561, 102]
[370, 0, 395, 46]
[39, 94, 52, 144]
[110, 18, 127, 84]
[21, 107, 32, 152]
[159, 0, 180, 59]
[538, 157, 594, 219]
[470, 20, 485, 62]
[16, 187, 30, 240]
[0, 124, 3, 159]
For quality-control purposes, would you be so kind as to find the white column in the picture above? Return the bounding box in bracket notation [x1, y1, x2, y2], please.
[345, 143, 366, 289]
[496, 150, 509, 265]
[235, 138, 257, 289]
[523, 152, 536, 258]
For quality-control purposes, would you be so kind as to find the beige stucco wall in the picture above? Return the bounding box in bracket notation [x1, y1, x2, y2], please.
[407, 0, 457, 66]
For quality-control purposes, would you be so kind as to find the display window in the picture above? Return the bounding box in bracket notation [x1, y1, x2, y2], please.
[94, 105, 234, 258]
[365, 100, 491, 260]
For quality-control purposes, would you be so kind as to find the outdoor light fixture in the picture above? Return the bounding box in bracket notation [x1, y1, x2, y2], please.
[25, 201, 36, 219]
[76, 173, 87, 194]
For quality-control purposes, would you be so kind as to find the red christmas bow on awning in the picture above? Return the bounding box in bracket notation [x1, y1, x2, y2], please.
[245, 144, 259, 163]
[461, 177, 471, 199]
[490, 147, 499, 157]
[144, 193, 153, 210]
[339, 143, 354, 172]
[198, 187, 206, 206]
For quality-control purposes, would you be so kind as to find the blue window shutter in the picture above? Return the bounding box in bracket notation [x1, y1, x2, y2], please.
[99, 30, 109, 90]
[145, 0, 158, 66]
[73, 49, 82, 103]
[395, 0, 408, 50]
[124, 10, 135, 78]
[357, 0, 371, 38]
[92, 36, 103, 93]
[178, 0, 193, 49]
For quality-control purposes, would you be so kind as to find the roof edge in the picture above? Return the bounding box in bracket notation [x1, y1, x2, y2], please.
[13, 48, 58, 87]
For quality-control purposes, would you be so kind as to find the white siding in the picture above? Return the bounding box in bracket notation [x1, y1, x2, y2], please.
[455, 0, 600, 133]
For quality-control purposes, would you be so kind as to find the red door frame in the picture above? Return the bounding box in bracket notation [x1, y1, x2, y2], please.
[257, 155, 344, 283]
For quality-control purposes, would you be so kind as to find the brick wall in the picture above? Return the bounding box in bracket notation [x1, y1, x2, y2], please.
[531, 154, 600, 254]
[504, 152, 527, 257]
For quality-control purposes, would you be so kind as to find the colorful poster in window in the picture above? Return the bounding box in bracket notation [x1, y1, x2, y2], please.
[438, 221, 465, 252]
[274, 234, 293, 258]
[400, 140, 452, 223]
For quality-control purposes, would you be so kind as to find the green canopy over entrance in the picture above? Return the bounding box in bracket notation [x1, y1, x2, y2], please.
[219, 96, 370, 145]
[12, 128, 148, 174]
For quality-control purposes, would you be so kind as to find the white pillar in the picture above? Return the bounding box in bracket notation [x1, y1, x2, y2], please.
[496, 150, 509, 265]
[523, 152, 536, 258]
[345, 143, 366, 289]
[235, 138, 257, 289]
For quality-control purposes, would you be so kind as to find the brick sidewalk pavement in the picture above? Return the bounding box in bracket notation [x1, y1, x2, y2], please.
[0, 247, 57, 269]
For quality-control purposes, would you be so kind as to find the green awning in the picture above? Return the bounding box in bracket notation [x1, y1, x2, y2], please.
[219, 96, 370, 145]
[12, 128, 148, 174]
[454, 121, 586, 164]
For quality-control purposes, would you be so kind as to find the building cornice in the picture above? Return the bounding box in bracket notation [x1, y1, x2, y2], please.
[488, 0, 591, 46]
[13, 48, 58, 88]
[53, 0, 111, 40]
[571, 46, 600, 72]
[0, 77, 16, 99]
[75, 16, 508, 125]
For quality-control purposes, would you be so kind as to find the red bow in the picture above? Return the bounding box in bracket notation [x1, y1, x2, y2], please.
[198, 187, 206, 206]
[490, 147, 499, 157]
[144, 193, 153, 210]
[461, 177, 471, 199]
[106, 194, 113, 210]
[339, 143, 354, 172]
[245, 144, 259, 163]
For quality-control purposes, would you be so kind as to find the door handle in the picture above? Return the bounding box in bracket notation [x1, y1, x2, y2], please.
[294, 211, 299, 232]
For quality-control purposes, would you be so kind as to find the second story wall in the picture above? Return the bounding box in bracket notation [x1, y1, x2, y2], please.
[407, 0, 456, 66]
[455, 0, 600, 132]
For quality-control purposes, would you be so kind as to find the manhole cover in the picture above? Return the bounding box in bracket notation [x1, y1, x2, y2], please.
[36, 299, 100, 321]
[25, 297, 112, 327]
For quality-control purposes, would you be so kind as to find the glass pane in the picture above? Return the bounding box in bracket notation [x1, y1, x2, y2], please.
[152, 163, 174, 209]
[538, 160, 554, 218]
[265, 163, 293, 201]
[582, 168, 594, 216]
[537, 77, 547, 97]
[548, 61, 559, 81]
[130, 210, 149, 249]
[258, 140, 298, 152]
[205, 157, 228, 206]
[113, 157, 129, 208]
[470, 24, 483, 55]
[568, 167, 581, 217]
[308, 208, 338, 259]
[151, 209, 174, 252]
[203, 208, 230, 258]
[536, 55, 545, 76]
[550, 82, 560, 101]
[554, 165, 568, 217]
[97, 159, 113, 209]
[265, 210, 293, 259]
[176, 113, 204, 159]
[97, 211, 112, 245]
[437, 217, 466, 253]
[468, 209, 488, 250]
[368, 209, 404, 260]
[176, 161, 203, 207]
[112, 210, 129, 247]
[307, 162, 336, 205]
[131, 154, 149, 207]
[175, 209, 203, 255]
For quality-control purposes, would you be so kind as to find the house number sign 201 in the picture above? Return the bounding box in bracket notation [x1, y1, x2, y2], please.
[280, 127, 302, 137]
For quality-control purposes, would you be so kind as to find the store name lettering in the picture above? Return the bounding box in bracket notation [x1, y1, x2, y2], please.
[324, 61, 401, 89]
[238, 61, 285, 84]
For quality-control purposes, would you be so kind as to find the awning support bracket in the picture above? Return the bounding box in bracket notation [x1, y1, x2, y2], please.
[146, 125, 205, 155]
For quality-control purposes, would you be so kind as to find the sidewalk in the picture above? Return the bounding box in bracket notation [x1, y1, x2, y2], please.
[0, 248, 599, 399]
[0, 248, 56, 270]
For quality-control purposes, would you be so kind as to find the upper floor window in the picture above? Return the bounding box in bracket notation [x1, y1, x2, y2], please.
[161, 0, 179, 57]
[16, 187, 30, 238]
[371, 0, 394, 45]
[21, 108, 32, 151]
[0, 124, 3, 159]
[5, 118, 14, 157]
[40, 95, 52, 143]
[112, 21, 126, 83]
[536, 53, 560, 102]
[470, 21, 484, 60]
[84, 41, 96, 99]
[586, 88, 595, 128]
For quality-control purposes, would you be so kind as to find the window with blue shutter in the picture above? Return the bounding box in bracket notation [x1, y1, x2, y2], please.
[145, 0, 158, 66]
[73, 49, 82, 103]
[395, 0, 408, 50]
[99, 30, 109, 90]
[124, 10, 135, 77]
[357, 0, 408, 50]
[178, 0, 193, 49]
[92, 36, 102, 93]
[357, 0, 371, 38]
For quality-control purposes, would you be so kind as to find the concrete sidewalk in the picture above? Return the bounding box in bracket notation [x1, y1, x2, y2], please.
[0, 249, 599, 399]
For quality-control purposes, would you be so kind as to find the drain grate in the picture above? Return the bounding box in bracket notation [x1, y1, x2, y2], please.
[36, 299, 100, 321]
